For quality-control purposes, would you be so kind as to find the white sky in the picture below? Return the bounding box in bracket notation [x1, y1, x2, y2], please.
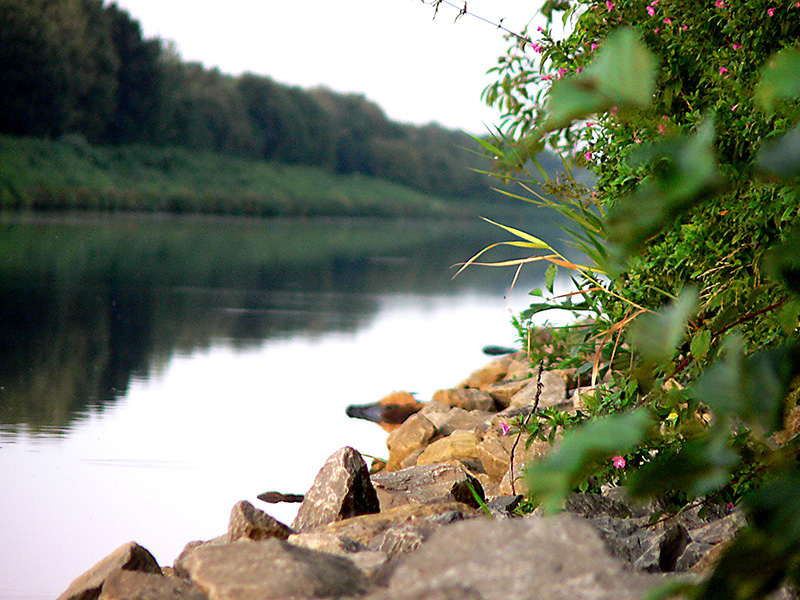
[111, 0, 541, 134]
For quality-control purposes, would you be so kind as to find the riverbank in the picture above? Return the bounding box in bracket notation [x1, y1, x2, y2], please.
[56, 351, 753, 600]
[0, 134, 501, 219]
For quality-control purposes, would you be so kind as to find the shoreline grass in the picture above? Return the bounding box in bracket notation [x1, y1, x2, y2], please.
[0, 134, 500, 219]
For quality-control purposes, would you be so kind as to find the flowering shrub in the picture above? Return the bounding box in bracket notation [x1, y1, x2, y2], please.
[476, 1, 800, 597]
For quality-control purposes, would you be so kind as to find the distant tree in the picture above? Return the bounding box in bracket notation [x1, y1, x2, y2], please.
[0, 0, 70, 136]
[101, 2, 162, 144]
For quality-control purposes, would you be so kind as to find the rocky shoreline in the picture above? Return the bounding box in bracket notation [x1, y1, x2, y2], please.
[56, 351, 779, 600]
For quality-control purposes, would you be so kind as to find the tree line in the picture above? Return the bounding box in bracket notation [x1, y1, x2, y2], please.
[0, 0, 494, 199]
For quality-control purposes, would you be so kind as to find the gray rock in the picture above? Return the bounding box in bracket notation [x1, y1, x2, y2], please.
[292, 446, 380, 532]
[371, 462, 484, 510]
[633, 523, 690, 573]
[57, 541, 162, 600]
[565, 492, 634, 519]
[676, 511, 747, 572]
[98, 571, 206, 600]
[227, 500, 293, 542]
[373, 513, 666, 600]
[486, 494, 523, 519]
[180, 538, 367, 600]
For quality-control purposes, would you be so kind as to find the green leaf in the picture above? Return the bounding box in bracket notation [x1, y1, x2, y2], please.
[693, 337, 800, 436]
[691, 329, 713, 362]
[630, 287, 699, 363]
[545, 263, 558, 293]
[607, 117, 722, 255]
[757, 124, 800, 178]
[526, 409, 654, 513]
[481, 217, 552, 250]
[765, 224, 800, 295]
[628, 429, 739, 499]
[539, 27, 657, 134]
[755, 47, 800, 114]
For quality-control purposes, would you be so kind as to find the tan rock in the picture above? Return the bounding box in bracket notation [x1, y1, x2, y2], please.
[98, 570, 206, 600]
[458, 358, 508, 390]
[57, 542, 162, 600]
[386, 412, 437, 471]
[509, 370, 567, 409]
[227, 500, 293, 542]
[477, 434, 514, 482]
[506, 356, 534, 380]
[486, 378, 529, 408]
[421, 404, 493, 437]
[416, 431, 483, 467]
[432, 388, 494, 411]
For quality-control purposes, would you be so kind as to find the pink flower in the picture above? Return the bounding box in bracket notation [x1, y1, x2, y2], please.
[500, 423, 511, 436]
[537, 26, 546, 33]
[681, 24, 688, 30]
[584, 150, 592, 160]
[715, 0, 725, 7]
[647, 5, 655, 15]
[654, 27, 660, 33]
[606, 0, 614, 10]
[532, 43, 544, 53]
[557, 67, 568, 80]
[732, 103, 739, 111]
[732, 43, 742, 50]
[796, 2, 800, 7]
[658, 123, 667, 134]
[612, 456, 626, 469]
[720, 66, 728, 75]
[767, 7, 775, 15]
[591, 42, 599, 51]
[663, 17, 672, 24]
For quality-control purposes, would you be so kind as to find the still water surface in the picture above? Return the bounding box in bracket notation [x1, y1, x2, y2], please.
[0, 214, 561, 598]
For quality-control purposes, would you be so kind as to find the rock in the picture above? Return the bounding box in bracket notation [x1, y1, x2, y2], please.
[432, 388, 494, 412]
[173, 537, 228, 578]
[369, 513, 666, 600]
[486, 494, 524, 519]
[98, 571, 206, 600]
[371, 463, 485, 510]
[565, 492, 634, 519]
[420, 403, 492, 437]
[57, 541, 162, 600]
[508, 370, 568, 409]
[458, 358, 508, 390]
[227, 500, 293, 542]
[180, 538, 367, 600]
[633, 523, 690, 573]
[486, 378, 529, 408]
[678, 511, 747, 572]
[256, 491, 304, 504]
[291, 501, 480, 560]
[292, 446, 380, 532]
[416, 431, 483, 468]
[386, 412, 437, 471]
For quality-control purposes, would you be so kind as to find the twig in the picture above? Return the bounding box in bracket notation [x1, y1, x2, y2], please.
[423, 0, 531, 44]
[510, 360, 544, 494]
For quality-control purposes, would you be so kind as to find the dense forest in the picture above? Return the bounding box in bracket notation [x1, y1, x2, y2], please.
[0, 0, 497, 200]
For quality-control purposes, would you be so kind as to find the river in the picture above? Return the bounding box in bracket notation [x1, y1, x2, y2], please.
[0, 213, 568, 598]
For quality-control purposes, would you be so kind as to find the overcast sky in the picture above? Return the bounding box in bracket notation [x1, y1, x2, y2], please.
[111, 0, 540, 134]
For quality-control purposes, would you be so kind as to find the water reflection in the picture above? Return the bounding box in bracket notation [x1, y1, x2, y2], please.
[0, 214, 559, 435]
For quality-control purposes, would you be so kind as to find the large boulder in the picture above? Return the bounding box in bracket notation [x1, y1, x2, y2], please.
[292, 446, 380, 532]
[432, 388, 494, 412]
[364, 514, 666, 600]
[57, 542, 162, 600]
[415, 431, 483, 469]
[179, 538, 367, 600]
[371, 462, 485, 510]
[97, 570, 206, 600]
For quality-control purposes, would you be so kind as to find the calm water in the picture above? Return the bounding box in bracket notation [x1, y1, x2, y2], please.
[0, 214, 564, 599]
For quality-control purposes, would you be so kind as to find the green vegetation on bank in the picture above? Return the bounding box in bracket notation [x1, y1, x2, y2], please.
[0, 134, 487, 218]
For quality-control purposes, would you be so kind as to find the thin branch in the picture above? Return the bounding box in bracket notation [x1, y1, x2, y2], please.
[510, 360, 544, 494]
[422, 0, 531, 44]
